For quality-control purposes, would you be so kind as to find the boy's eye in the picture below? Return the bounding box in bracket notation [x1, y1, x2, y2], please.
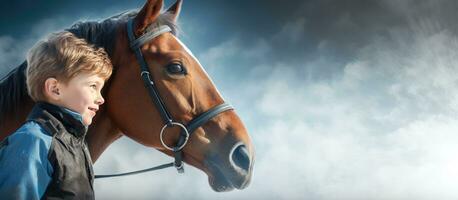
[90, 84, 97, 89]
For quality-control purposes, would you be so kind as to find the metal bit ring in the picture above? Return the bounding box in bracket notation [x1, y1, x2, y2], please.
[160, 122, 189, 151]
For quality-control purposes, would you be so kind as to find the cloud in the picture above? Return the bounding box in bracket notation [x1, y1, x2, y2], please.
[245, 5, 458, 199]
[0, 36, 25, 76]
[0, 16, 74, 78]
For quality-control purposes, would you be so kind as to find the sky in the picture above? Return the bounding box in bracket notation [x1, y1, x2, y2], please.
[2, 0, 458, 199]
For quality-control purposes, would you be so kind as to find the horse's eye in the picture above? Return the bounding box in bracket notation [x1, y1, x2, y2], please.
[166, 63, 187, 75]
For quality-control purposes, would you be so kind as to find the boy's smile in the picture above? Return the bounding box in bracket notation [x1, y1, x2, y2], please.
[53, 72, 105, 126]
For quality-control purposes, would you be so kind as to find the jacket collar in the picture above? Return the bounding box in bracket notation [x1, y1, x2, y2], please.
[27, 102, 88, 139]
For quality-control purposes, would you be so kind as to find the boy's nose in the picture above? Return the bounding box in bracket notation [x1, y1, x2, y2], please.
[96, 95, 105, 105]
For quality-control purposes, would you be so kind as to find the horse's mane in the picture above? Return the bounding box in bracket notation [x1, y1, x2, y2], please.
[66, 10, 137, 56]
[0, 61, 28, 122]
[0, 10, 179, 122]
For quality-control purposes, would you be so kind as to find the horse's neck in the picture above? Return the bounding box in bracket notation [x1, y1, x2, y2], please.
[86, 109, 123, 162]
[0, 100, 35, 141]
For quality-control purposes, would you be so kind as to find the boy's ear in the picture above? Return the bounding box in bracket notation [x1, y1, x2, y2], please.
[44, 77, 61, 101]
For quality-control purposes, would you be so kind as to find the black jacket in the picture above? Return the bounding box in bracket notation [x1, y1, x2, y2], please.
[27, 102, 95, 199]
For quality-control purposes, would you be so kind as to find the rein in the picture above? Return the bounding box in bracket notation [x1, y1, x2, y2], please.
[95, 18, 233, 179]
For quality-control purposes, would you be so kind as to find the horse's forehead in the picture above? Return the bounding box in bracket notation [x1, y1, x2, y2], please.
[154, 34, 200, 63]
[174, 36, 206, 72]
[174, 37, 198, 61]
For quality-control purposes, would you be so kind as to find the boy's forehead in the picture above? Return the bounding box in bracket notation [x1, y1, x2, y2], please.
[72, 72, 105, 83]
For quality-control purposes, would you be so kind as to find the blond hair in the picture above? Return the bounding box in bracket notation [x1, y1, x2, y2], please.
[26, 31, 113, 102]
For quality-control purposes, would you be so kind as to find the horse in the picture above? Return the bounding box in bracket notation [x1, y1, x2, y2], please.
[0, 0, 254, 192]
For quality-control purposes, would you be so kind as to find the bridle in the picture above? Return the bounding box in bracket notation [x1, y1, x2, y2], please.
[95, 18, 234, 179]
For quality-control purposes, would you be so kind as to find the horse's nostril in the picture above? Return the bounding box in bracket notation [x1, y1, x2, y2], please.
[231, 144, 250, 172]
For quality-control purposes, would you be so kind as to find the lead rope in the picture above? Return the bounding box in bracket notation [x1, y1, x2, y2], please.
[95, 163, 174, 179]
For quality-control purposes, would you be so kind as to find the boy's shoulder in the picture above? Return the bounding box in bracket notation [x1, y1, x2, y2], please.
[5, 121, 53, 150]
[16, 120, 53, 137]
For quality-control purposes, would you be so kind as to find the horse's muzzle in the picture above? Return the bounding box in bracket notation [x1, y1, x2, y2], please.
[204, 141, 254, 192]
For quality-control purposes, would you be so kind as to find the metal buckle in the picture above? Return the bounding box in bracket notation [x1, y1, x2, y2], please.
[140, 71, 154, 85]
[175, 162, 184, 173]
[160, 122, 189, 151]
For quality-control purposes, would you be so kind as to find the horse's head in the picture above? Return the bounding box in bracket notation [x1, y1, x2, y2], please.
[106, 0, 254, 192]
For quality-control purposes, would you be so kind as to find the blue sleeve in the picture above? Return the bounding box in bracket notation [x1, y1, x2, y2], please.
[0, 122, 54, 200]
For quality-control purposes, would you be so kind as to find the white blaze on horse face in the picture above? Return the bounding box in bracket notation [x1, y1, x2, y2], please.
[173, 35, 225, 100]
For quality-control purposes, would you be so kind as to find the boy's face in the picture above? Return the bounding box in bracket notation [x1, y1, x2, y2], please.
[55, 73, 105, 126]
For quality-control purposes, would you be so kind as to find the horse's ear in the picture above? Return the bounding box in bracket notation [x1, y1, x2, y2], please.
[134, 0, 164, 35]
[166, 0, 183, 22]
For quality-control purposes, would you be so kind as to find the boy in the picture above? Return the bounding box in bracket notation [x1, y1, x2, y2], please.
[0, 31, 112, 199]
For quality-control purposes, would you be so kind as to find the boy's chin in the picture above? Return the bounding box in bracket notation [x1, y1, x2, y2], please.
[82, 118, 92, 126]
